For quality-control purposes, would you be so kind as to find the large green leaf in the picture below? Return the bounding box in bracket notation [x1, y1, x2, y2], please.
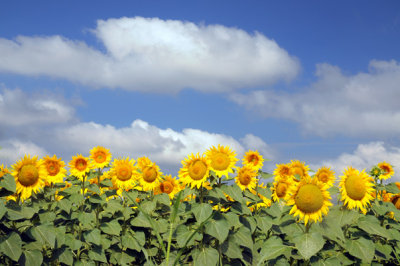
[122, 232, 141, 251]
[204, 215, 229, 243]
[221, 236, 242, 260]
[0, 173, 16, 192]
[192, 203, 213, 224]
[57, 247, 73, 266]
[316, 219, 345, 244]
[256, 216, 273, 233]
[345, 237, 374, 263]
[6, 204, 36, 220]
[100, 219, 122, 236]
[293, 232, 325, 260]
[194, 247, 219, 266]
[88, 246, 108, 263]
[20, 249, 43, 266]
[357, 215, 391, 239]
[220, 183, 244, 202]
[84, 228, 101, 246]
[325, 206, 359, 227]
[30, 224, 56, 248]
[233, 226, 253, 250]
[175, 224, 202, 248]
[0, 232, 22, 261]
[0, 203, 6, 220]
[131, 211, 152, 228]
[257, 236, 291, 264]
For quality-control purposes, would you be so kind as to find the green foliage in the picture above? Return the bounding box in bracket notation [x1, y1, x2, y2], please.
[1, 169, 400, 265]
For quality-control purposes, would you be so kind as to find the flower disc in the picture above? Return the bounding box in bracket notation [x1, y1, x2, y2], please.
[90, 146, 112, 169]
[205, 145, 238, 178]
[179, 153, 210, 189]
[235, 166, 258, 191]
[286, 177, 332, 225]
[110, 157, 138, 190]
[69, 154, 93, 181]
[339, 167, 374, 213]
[11, 155, 47, 201]
[315, 166, 335, 187]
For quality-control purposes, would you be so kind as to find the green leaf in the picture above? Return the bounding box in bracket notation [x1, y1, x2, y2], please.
[57, 199, 72, 213]
[357, 215, 391, 239]
[312, 257, 341, 266]
[0, 232, 22, 261]
[6, 204, 36, 220]
[122, 232, 141, 251]
[84, 228, 101, 246]
[223, 212, 241, 229]
[192, 203, 213, 224]
[88, 193, 103, 203]
[194, 247, 219, 266]
[100, 219, 122, 236]
[0, 203, 6, 220]
[385, 182, 400, 194]
[30, 224, 56, 248]
[204, 215, 229, 243]
[326, 206, 359, 227]
[20, 249, 43, 266]
[140, 200, 156, 214]
[58, 247, 73, 265]
[233, 226, 253, 250]
[0, 173, 16, 192]
[131, 211, 152, 228]
[258, 236, 291, 264]
[221, 184, 244, 202]
[154, 193, 170, 206]
[221, 236, 242, 260]
[293, 232, 325, 260]
[64, 234, 82, 250]
[175, 225, 202, 248]
[316, 219, 345, 244]
[88, 246, 108, 263]
[345, 237, 374, 263]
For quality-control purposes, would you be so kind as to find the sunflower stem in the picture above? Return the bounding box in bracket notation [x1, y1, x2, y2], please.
[305, 222, 311, 233]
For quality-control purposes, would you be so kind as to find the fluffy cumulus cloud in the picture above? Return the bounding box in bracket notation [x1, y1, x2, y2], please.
[311, 142, 400, 182]
[0, 17, 300, 93]
[0, 88, 273, 174]
[230, 60, 400, 137]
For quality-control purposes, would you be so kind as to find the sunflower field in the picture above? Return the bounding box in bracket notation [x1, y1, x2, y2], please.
[1, 145, 400, 265]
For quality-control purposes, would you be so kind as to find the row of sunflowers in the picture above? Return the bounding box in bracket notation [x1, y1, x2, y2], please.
[0, 145, 400, 265]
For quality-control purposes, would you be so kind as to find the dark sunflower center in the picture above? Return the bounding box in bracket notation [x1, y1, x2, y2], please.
[276, 182, 288, 198]
[161, 181, 173, 194]
[19, 164, 39, 186]
[94, 152, 107, 163]
[295, 184, 324, 213]
[188, 160, 207, 180]
[117, 165, 132, 181]
[46, 161, 60, 176]
[211, 152, 230, 171]
[75, 159, 87, 171]
[143, 166, 157, 183]
[318, 173, 328, 183]
[345, 175, 366, 200]
[239, 173, 251, 185]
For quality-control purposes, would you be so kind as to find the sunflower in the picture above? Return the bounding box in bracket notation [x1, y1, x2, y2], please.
[90, 146, 112, 169]
[273, 163, 292, 178]
[286, 176, 332, 225]
[41, 155, 67, 185]
[391, 195, 400, 210]
[179, 153, 210, 189]
[339, 167, 375, 213]
[137, 161, 162, 191]
[109, 157, 138, 191]
[289, 160, 310, 180]
[377, 161, 394, 180]
[271, 175, 293, 202]
[205, 145, 238, 178]
[137, 156, 152, 170]
[314, 166, 335, 187]
[69, 154, 93, 181]
[0, 164, 10, 178]
[11, 155, 47, 201]
[242, 150, 264, 171]
[154, 175, 181, 199]
[235, 166, 258, 191]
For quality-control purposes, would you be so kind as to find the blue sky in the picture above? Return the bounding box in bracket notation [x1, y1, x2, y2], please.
[1, 1, 400, 180]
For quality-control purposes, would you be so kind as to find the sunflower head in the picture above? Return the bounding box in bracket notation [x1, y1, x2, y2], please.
[139, 163, 162, 191]
[235, 166, 258, 191]
[154, 175, 181, 199]
[391, 195, 400, 210]
[69, 154, 93, 181]
[90, 146, 112, 169]
[339, 167, 375, 213]
[179, 153, 210, 189]
[205, 145, 238, 178]
[110, 157, 138, 191]
[11, 155, 47, 201]
[286, 177, 332, 225]
[271, 175, 293, 202]
[377, 162, 394, 180]
[242, 150, 264, 171]
[289, 160, 310, 180]
[0, 164, 10, 178]
[314, 166, 335, 187]
[41, 155, 67, 185]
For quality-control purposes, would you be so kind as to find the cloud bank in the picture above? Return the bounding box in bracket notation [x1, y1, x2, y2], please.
[0, 17, 300, 93]
[230, 60, 400, 137]
[0, 88, 274, 174]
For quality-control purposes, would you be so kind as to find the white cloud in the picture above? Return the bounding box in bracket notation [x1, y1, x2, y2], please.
[311, 142, 400, 182]
[0, 17, 300, 93]
[0, 88, 75, 126]
[230, 60, 400, 137]
[0, 88, 273, 174]
[0, 140, 48, 165]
